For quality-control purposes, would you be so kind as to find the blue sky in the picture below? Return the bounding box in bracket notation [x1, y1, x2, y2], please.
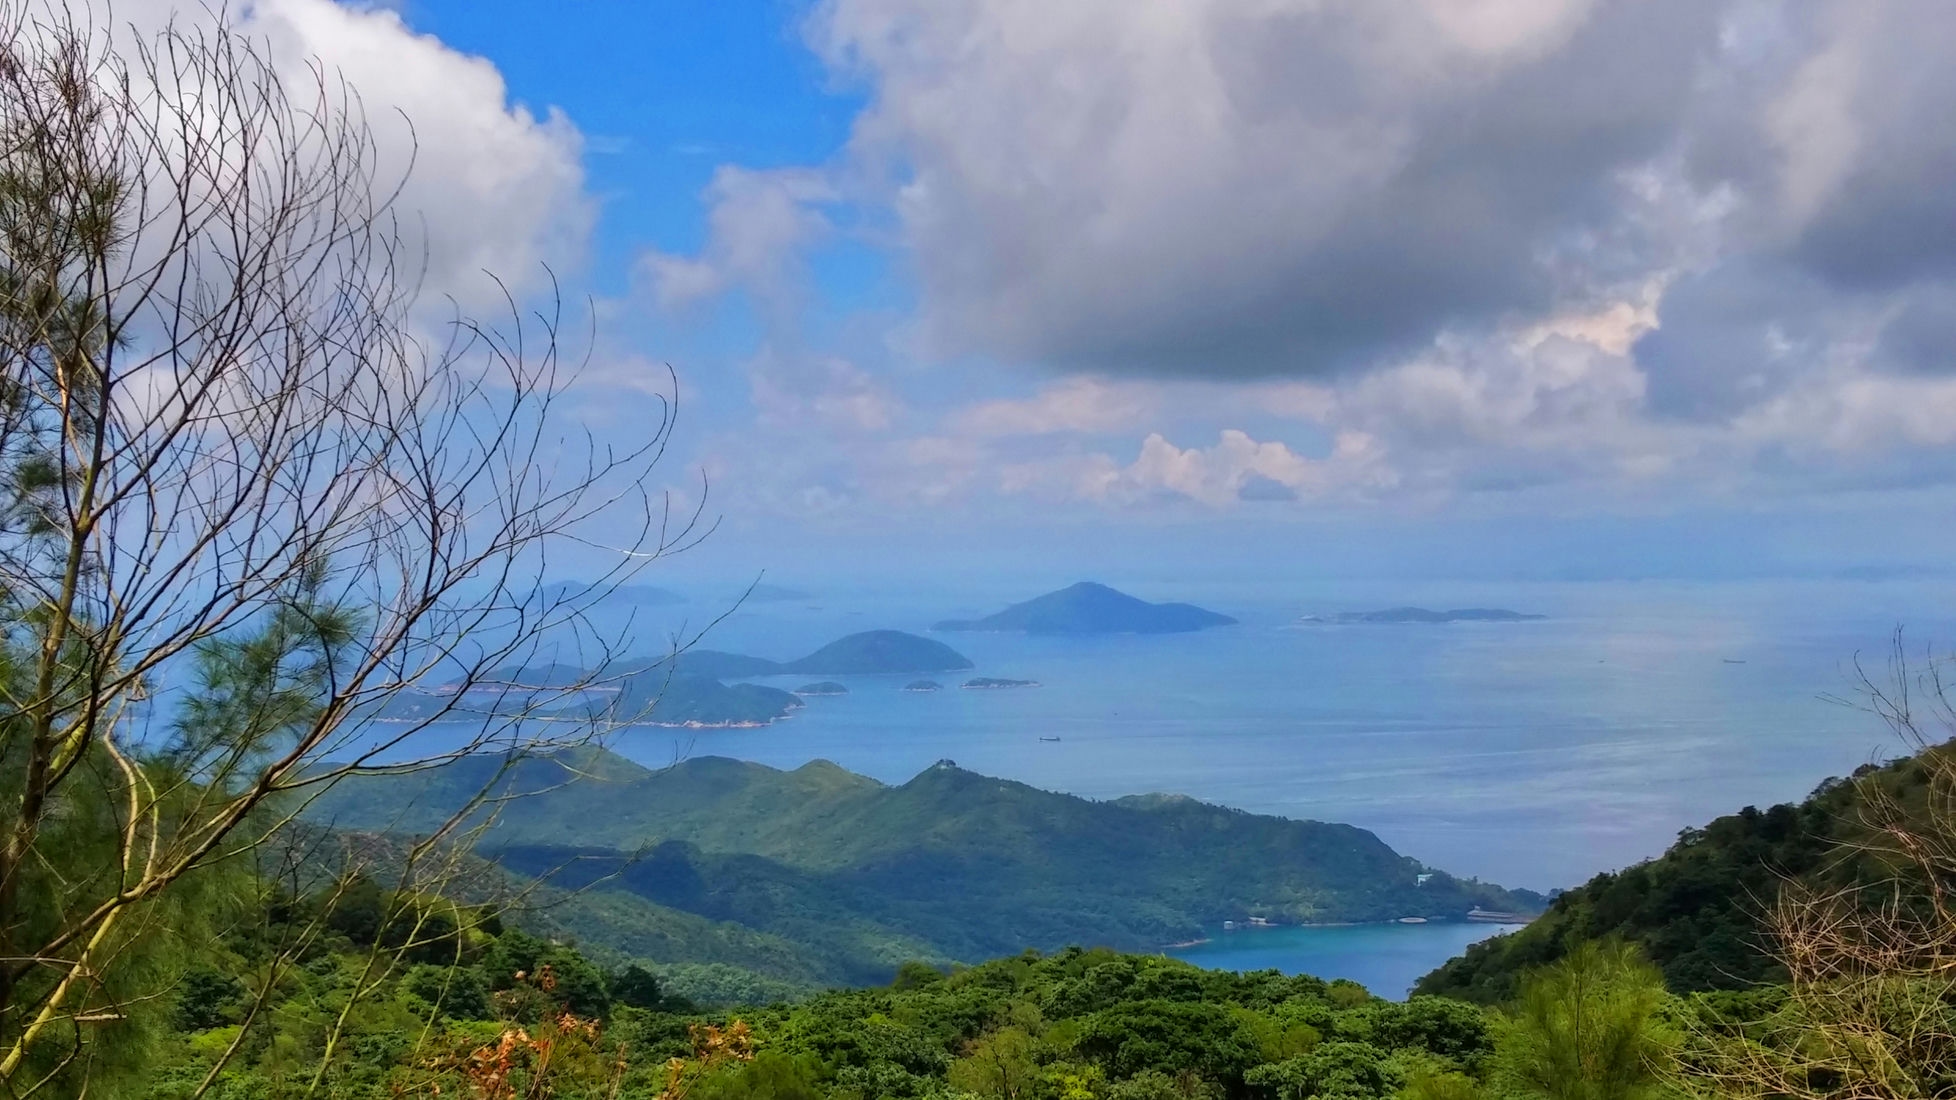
[245, 0, 1956, 588]
[397, 2, 856, 282]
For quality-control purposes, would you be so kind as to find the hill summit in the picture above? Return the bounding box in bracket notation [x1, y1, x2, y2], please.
[313, 747, 1540, 991]
[935, 581, 1237, 635]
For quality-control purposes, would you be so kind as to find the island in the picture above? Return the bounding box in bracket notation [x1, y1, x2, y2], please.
[622, 630, 974, 679]
[1304, 607, 1547, 624]
[935, 581, 1236, 635]
[368, 666, 805, 729]
[610, 673, 801, 728]
[370, 630, 974, 729]
[780, 630, 973, 675]
[903, 680, 942, 692]
[963, 677, 1040, 690]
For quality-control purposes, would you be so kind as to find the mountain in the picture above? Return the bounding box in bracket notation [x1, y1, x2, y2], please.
[618, 631, 972, 680]
[371, 665, 802, 729]
[610, 674, 801, 728]
[311, 748, 1540, 989]
[935, 581, 1237, 635]
[1312, 607, 1546, 623]
[1413, 753, 1925, 1002]
[779, 630, 973, 674]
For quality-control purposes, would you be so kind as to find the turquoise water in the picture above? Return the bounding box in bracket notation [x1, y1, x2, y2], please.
[1165, 923, 1511, 998]
[389, 577, 1956, 987]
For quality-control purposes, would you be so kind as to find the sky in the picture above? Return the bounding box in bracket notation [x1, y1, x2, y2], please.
[122, 0, 1956, 587]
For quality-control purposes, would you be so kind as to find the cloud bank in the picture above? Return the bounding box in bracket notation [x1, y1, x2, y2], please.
[649, 0, 1956, 514]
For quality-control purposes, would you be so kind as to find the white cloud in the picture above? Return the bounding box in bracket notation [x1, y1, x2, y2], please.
[640, 167, 837, 314]
[998, 429, 1394, 508]
[97, 0, 593, 309]
[747, 346, 901, 432]
[580, 0, 1956, 519]
[948, 377, 1158, 438]
[235, 0, 591, 305]
[802, 0, 1721, 375]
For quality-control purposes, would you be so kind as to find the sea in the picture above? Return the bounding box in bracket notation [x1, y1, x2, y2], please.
[394, 576, 1956, 997]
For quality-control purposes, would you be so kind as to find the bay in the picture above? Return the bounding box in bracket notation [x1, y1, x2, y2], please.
[382, 577, 1956, 987]
[1165, 923, 1513, 999]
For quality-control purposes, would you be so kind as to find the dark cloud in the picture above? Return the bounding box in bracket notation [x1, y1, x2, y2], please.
[808, 0, 1956, 429]
[822, 0, 1722, 378]
[1778, 3, 1956, 291]
[1877, 290, 1956, 375]
[1633, 263, 1849, 420]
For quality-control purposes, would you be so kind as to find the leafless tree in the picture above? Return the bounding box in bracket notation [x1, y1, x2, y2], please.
[1687, 633, 1956, 1099]
[0, 4, 697, 1092]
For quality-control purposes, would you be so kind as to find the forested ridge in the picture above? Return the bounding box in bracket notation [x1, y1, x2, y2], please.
[307, 746, 1539, 999]
[1415, 748, 1944, 1003]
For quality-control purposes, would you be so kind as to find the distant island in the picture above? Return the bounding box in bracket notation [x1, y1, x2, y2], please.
[783, 630, 973, 674]
[936, 581, 1236, 635]
[963, 677, 1039, 689]
[1305, 607, 1547, 624]
[627, 630, 973, 680]
[903, 680, 942, 692]
[371, 669, 804, 728]
[613, 675, 801, 728]
[311, 748, 1545, 993]
[370, 630, 970, 729]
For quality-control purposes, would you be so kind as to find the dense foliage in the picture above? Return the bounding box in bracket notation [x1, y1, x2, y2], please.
[313, 748, 1541, 999]
[147, 892, 1527, 1100]
[1415, 753, 1939, 1002]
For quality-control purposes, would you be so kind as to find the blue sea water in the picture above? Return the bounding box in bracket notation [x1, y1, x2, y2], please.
[393, 577, 1956, 992]
[1168, 923, 1511, 998]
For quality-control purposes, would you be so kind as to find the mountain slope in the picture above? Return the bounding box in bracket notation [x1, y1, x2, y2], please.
[610, 674, 801, 727]
[1414, 754, 1926, 1002]
[780, 630, 973, 674]
[936, 581, 1237, 634]
[313, 749, 1541, 982]
[613, 631, 974, 680]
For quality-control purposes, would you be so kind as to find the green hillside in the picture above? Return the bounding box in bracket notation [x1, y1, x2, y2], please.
[312, 748, 1540, 991]
[151, 889, 1508, 1100]
[1414, 753, 1929, 1002]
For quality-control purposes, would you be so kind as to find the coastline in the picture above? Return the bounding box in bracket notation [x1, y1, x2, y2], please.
[1161, 915, 1531, 948]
